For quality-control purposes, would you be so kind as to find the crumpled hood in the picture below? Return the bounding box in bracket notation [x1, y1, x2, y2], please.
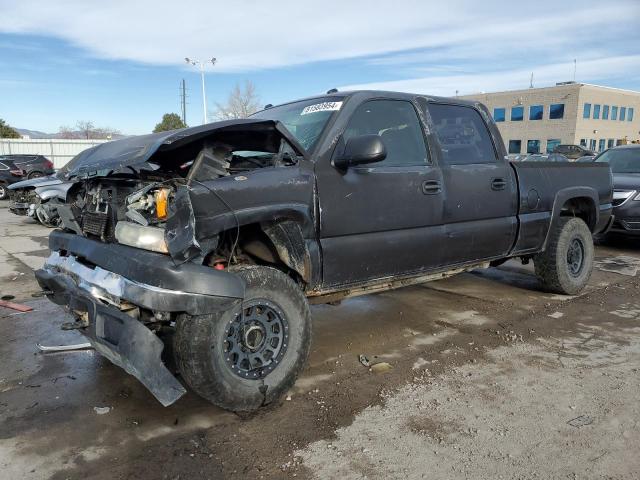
[59, 118, 306, 180]
[8, 174, 62, 190]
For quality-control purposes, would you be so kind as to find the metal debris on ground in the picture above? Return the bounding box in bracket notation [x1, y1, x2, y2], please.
[567, 415, 594, 428]
[358, 354, 371, 367]
[93, 406, 111, 415]
[36, 342, 93, 352]
[0, 300, 33, 312]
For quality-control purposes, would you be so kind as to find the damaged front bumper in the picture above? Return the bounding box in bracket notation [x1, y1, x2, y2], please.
[35, 230, 245, 406]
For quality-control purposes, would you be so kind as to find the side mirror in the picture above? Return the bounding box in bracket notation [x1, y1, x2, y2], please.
[334, 134, 387, 169]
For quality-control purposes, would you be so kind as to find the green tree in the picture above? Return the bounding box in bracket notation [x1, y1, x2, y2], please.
[153, 113, 187, 133]
[0, 118, 21, 138]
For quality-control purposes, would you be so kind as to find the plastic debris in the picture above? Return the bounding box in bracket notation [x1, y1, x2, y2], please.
[37, 342, 92, 352]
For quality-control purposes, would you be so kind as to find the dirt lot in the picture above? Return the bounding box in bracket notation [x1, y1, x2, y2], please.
[1, 203, 639, 479]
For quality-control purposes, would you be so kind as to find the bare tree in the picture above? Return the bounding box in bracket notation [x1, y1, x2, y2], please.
[58, 126, 78, 139]
[76, 120, 95, 139]
[213, 81, 261, 120]
[92, 127, 121, 139]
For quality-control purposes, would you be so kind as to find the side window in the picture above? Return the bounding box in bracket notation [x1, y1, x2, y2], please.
[427, 104, 498, 165]
[343, 100, 428, 167]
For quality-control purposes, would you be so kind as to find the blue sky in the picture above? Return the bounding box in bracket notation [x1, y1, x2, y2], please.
[1, 0, 639, 135]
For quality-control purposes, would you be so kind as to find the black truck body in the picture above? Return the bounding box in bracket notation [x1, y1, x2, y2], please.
[35, 90, 613, 409]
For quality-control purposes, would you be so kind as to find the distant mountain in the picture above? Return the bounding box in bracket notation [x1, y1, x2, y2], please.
[15, 128, 127, 140]
[16, 128, 57, 139]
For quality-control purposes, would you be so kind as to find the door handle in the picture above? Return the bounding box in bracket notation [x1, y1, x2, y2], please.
[422, 180, 442, 195]
[491, 178, 507, 191]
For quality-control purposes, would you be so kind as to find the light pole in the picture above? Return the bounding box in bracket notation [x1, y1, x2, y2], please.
[185, 57, 216, 124]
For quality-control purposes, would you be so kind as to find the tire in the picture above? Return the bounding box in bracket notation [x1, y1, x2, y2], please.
[174, 265, 312, 412]
[0, 183, 7, 200]
[534, 217, 594, 295]
[28, 171, 44, 179]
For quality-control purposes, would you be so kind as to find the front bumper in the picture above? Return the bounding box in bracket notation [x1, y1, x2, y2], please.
[36, 230, 245, 406]
[8, 201, 31, 216]
[610, 201, 640, 236]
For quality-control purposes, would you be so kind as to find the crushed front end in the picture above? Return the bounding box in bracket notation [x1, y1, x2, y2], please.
[35, 119, 305, 406]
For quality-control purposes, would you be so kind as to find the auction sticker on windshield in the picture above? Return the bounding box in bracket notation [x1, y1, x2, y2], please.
[301, 101, 343, 115]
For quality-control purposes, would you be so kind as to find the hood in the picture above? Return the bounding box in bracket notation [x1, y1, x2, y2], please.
[8, 174, 62, 190]
[59, 119, 307, 180]
[612, 173, 640, 191]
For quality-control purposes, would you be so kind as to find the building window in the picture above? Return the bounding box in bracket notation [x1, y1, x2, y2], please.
[608, 139, 615, 148]
[611, 106, 618, 120]
[629, 107, 634, 122]
[527, 140, 541, 154]
[546, 139, 561, 153]
[593, 104, 601, 119]
[590, 139, 597, 150]
[508, 140, 522, 154]
[529, 105, 543, 120]
[598, 139, 606, 152]
[583, 103, 591, 118]
[580, 139, 587, 147]
[511, 106, 524, 121]
[493, 108, 505, 122]
[603, 105, 610, 120]
[549, 104, 564, 119]
[620, 107, 626, 121]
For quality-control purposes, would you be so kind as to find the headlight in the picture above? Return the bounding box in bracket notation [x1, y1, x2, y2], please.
[613, 190, 636, 202]
[634, 192, 640, 201]
[115, 221, 168, 253]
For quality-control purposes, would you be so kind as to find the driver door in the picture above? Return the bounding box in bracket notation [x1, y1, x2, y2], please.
[316, 99, 445, 287]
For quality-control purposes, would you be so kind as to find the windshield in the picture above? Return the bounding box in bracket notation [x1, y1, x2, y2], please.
[252, 97, 344, 152]
[595, 148, 640, 173]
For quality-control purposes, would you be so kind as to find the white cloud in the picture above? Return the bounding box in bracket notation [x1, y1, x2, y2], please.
[0, 0, 638, 72]
[341, 55, 640, 96]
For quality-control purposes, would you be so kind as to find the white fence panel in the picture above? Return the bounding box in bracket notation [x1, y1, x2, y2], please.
[0, 139, 109, 169]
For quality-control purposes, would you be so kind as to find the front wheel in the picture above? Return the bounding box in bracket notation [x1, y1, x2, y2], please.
[0, 183, 7, 200]
[534, 217, 594, 295]
[174, 266, 312, 411]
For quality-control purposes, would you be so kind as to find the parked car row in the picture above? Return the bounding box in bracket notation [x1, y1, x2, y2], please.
[0, 154, 55, 198]
[0, 154, 63, 226]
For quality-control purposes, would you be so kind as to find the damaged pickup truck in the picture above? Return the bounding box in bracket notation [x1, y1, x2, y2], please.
[36, 91, 613, 410]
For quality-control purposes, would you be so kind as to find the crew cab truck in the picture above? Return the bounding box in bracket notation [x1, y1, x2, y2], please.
[36, 90, 613, 410]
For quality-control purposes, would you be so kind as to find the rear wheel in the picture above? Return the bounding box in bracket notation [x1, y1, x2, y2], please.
[0, 183, 7, 200]
[28, 171, 44, 179]
[174, 266, 312, 411]
[534, 217, 594, 295]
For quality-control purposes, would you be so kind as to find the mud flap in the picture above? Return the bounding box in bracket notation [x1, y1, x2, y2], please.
[71, 295, 187, 406]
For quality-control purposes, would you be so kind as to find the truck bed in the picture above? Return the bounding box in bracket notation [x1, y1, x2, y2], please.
[509, 161, 613, 255]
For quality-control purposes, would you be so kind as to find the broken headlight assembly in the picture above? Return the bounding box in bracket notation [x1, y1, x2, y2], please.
[115, 221, 169, 253]
[115, 184, 174, 253]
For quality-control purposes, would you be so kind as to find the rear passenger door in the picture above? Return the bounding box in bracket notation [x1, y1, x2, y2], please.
[424, 102, 517, 265]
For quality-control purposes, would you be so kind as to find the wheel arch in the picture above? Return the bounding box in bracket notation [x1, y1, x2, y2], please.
[543, 187, 598, 250]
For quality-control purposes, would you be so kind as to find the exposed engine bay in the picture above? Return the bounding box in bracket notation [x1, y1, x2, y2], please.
[57, 125, 303, 267]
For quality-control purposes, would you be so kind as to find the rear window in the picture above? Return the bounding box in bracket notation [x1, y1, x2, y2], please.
[427, 104, 497, 165]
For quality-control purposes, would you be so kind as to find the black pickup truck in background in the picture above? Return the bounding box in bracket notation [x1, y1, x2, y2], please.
[35, 90, 613, 411]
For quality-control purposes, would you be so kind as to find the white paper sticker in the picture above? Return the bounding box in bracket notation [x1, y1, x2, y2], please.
[301, 101, 343, 115]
